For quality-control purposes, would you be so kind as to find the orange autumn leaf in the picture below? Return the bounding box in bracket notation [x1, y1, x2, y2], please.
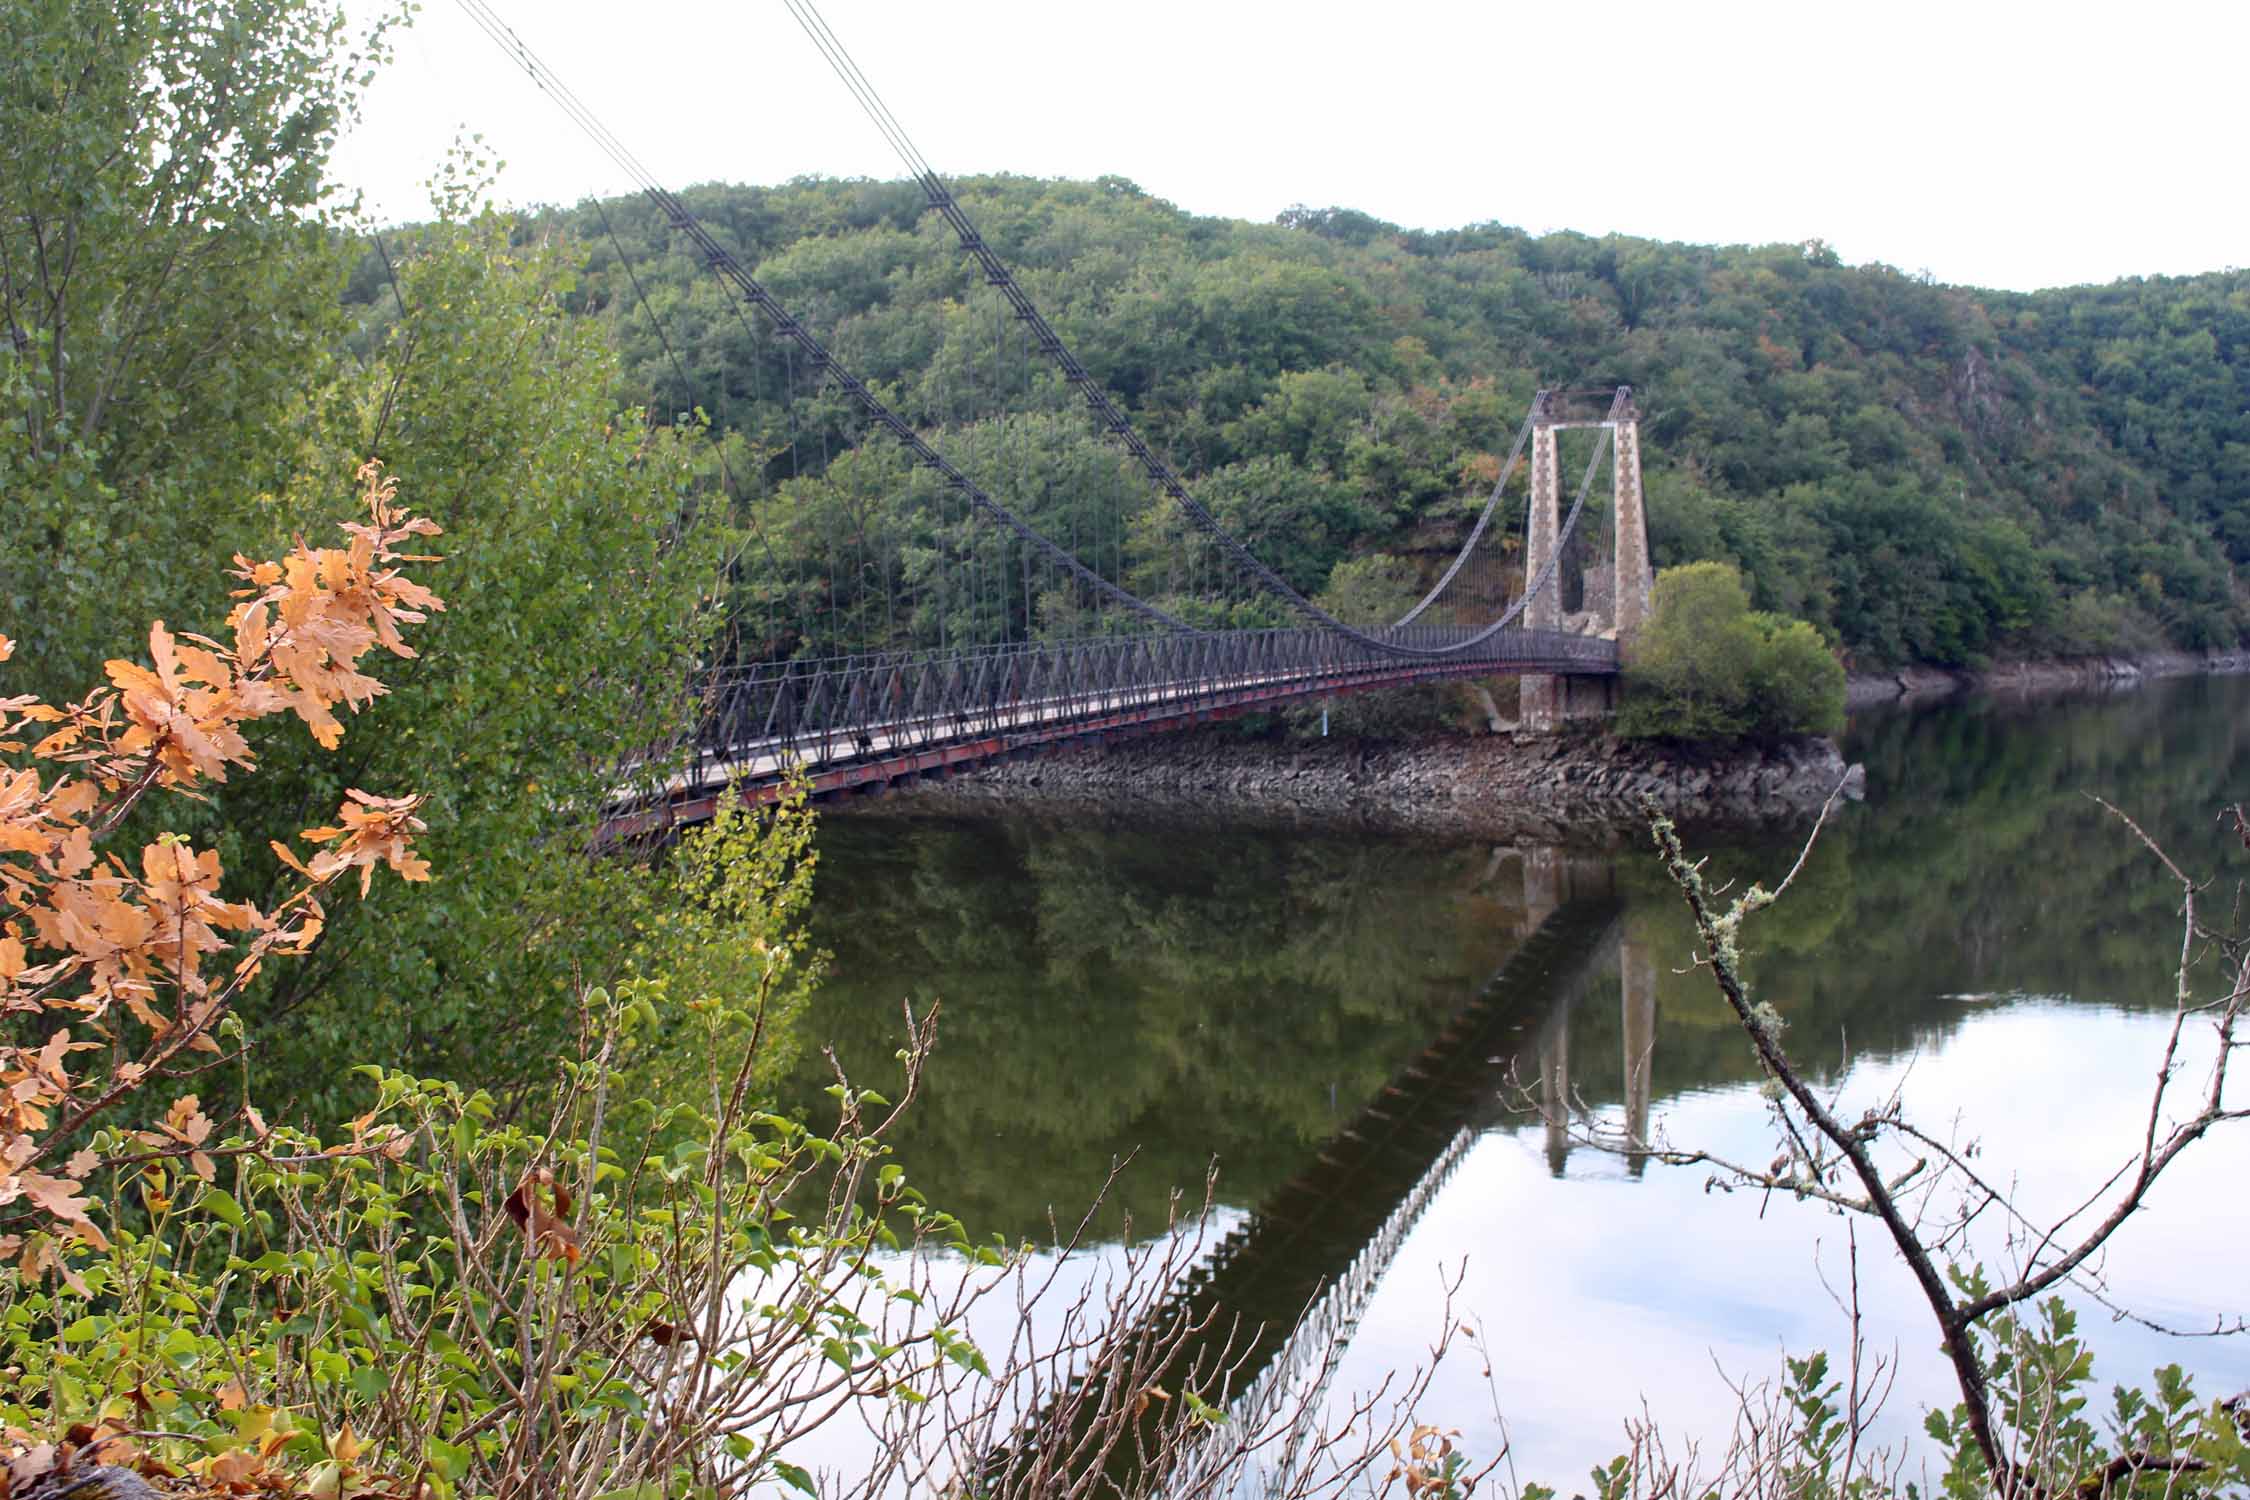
[0, 460, 442, 1261]
[296, 790, 432, 895]
[10, 1173, 108, 1249]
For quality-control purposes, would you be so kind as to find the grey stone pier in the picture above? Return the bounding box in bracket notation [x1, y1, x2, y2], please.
[1518, 417, 1564, 730]
[1517, 389, 1654, 731]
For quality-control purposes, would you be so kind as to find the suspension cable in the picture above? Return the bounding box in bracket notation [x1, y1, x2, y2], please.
[460, 0, 1611, 661]
[778, 0, 1603, 658]
[454, 0, 1193, 637]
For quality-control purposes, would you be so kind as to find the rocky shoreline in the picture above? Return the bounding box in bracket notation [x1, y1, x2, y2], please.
[879, 728, 1863, 845]
[1845, 647, 2250, 708]
[862, 648, 2242, 841]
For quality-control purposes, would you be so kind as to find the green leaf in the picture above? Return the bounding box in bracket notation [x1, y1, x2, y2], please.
[426, 1441, 473, 1482]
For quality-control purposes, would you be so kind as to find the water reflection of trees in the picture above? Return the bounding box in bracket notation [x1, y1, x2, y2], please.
[790, 678, 2250, 1230]
[788, 813, 1544, 1242]
[1555, 677, 2250, 1139]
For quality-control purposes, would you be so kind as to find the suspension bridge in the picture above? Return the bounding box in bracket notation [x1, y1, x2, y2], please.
[449, 3, 1661, 833]
[633, 369, 1655, 829]
[441, 7, 1684, 1487]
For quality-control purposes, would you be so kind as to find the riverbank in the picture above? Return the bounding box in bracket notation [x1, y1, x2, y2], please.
[869, 647, 2247, 837]
[878, 727, 1862, 844]
[1845, 647, 2250, 708]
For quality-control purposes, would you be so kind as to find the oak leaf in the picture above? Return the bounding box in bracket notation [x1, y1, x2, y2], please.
[0, 461, 442, 1247]
[13, 1173, 108, 1247]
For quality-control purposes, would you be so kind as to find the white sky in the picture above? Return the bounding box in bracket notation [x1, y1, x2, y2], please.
[331, 0, 2248, 294]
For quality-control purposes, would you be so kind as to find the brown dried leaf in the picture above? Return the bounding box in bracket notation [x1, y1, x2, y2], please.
[640, 1318, 694, 1347]
[503, 1168, 581, 1264]
[6, 1443, 56, 1492]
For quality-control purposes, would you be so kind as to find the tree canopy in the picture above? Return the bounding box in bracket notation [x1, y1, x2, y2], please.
[2, 2, 732, 1109]
[475, 179, 2247, 671]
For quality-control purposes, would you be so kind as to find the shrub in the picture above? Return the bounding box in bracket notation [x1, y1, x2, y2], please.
[1618, 561, 1845, 742]
[0, 482, 1473, 1500]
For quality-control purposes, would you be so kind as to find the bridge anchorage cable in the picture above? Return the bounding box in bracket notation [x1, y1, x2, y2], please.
[780, 0, 1621, 658]
[453, 0, 1193, 639]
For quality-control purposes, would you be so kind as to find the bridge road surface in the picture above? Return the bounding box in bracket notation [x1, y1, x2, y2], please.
[615, 630, 1618, 833]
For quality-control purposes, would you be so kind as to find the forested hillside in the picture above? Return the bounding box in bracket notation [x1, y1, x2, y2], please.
[414, 177, 2248, 670]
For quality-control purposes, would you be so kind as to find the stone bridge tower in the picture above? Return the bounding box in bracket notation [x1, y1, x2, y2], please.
[1519, 389, 1653, 731]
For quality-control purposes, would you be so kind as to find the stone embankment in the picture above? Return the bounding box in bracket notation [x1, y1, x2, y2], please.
[1846, 648, 2250, 708]
[870, 647, 2248, 838]
[892, 729, 1862, 844]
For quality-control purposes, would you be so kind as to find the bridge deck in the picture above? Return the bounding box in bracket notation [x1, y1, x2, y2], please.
[616, 625, 1618, 833]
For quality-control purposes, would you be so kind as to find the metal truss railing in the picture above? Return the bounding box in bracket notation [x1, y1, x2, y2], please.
[688, 624, 1619, 789]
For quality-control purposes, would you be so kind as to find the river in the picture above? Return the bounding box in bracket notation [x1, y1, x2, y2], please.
[779, 674, 2250, 1489]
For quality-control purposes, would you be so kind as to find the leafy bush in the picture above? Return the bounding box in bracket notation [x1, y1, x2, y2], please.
[0, 925, 990, 1500]
[1617, 561, 1845, 742]
[0, 486, 1475, 1500]
[1524, 1324, 2249, 1500]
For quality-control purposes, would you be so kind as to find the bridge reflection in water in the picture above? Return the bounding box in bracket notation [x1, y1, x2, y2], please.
[990, 849, 1666, 1492]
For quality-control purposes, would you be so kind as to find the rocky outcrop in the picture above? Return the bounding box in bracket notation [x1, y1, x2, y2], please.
[1846, 648, 2250, 708]
[883, 729, 1863, 844]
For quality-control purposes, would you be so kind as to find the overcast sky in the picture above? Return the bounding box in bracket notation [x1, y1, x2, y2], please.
[330, 0, 2247, 294]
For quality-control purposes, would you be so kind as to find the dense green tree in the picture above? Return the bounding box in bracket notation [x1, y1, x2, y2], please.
[0, 3, 734, 1117]
[507, 176, 2247, 674]
[221, 212, 733, 1109]
[1617, 562, 1845, 741]
[0, 0, 401, 701]
[1747, 615, 1850, 738]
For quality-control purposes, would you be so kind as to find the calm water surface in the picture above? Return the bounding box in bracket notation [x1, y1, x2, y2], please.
[781, 675, 2250, 1486]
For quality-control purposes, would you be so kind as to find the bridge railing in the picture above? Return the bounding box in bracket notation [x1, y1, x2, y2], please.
[688, 625, 1617, 786]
